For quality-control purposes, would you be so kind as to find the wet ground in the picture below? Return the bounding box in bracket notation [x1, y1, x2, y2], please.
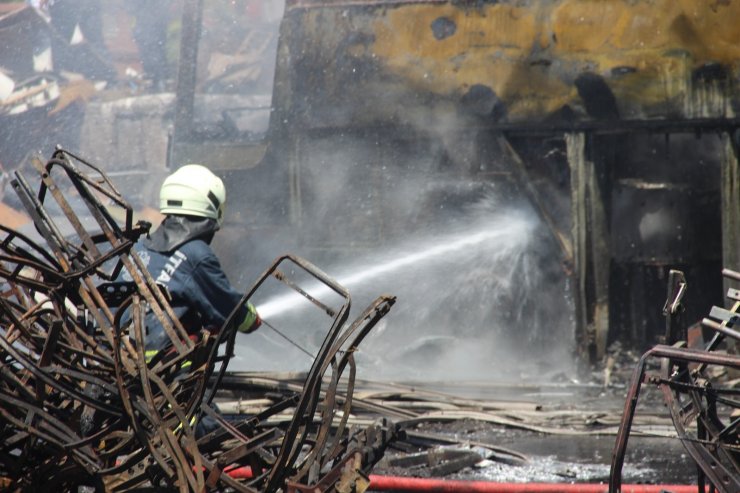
[375, 421, 695, 485]
[373, 377, 698, 485]
[503, 435, 693, 484]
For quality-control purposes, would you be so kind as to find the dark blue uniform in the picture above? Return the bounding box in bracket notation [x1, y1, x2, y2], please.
[122, 238, 248, 353]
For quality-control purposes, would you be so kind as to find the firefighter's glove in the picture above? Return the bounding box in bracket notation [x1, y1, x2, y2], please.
[237, 301, 261, 334]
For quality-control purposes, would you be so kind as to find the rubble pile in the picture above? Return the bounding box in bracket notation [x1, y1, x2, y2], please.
[0, 149, 396, 492]
[610, 270, 740, 492]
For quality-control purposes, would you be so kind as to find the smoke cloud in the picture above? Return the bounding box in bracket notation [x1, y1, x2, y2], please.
[0, 0, 576, 384]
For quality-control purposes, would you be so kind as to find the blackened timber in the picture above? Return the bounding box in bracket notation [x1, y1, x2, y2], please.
[721, 135, 740, 308]
[172, 0, 203, 144]
[566, 132, 611, 364]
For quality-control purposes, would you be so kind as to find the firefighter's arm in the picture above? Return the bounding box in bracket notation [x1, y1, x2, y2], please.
[189, 250, 260, 334]
[237, 301, 261, 333]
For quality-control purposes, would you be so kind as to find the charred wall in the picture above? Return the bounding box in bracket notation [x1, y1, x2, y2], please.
[262, 0, 740, 360]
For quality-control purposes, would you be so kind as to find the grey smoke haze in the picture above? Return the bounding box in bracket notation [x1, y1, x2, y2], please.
[219, 64, 576, 382]
[1, 0, 576, 383]
[228, 167, 576, 382]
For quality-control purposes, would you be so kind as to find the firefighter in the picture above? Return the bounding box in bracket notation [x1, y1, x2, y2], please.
[126, 163, 261, 363]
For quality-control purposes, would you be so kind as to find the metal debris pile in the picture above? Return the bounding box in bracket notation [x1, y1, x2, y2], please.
[0, 149, 396, 492]
[610, 269, 740, 493]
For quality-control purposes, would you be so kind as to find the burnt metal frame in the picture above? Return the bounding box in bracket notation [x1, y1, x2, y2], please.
[609, 268, 740, 493]
[0, 148, 397, 492]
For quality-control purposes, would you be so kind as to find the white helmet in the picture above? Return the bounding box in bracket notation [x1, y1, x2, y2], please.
[159, 164, 226, 225]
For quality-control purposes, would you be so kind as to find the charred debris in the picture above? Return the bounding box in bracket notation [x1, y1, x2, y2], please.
[1, 150, 740, 491]
[0, 149, 399, 492]
[0, 150, 546, 491]
[610, 268, 740, 493]
[3, 1, 740, 491]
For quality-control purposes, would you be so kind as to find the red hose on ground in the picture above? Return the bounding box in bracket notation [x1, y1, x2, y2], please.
[225, 467, 701, 492]
[367, 476, 702, 493]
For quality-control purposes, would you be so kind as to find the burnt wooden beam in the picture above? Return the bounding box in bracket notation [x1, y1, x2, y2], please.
[172, 0, 204, 146]
[567, 132, 610, 365]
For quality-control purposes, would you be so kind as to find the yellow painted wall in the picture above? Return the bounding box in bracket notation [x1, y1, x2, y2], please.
[284, 1, 740, 121]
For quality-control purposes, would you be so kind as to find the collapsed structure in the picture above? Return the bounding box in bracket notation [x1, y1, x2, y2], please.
[610, 269, 740, 493]
[0, 149, 396, 492]
[3, 2, 740, 491]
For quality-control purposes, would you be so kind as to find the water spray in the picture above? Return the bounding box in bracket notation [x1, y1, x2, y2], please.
[256, 215, 533, 320]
